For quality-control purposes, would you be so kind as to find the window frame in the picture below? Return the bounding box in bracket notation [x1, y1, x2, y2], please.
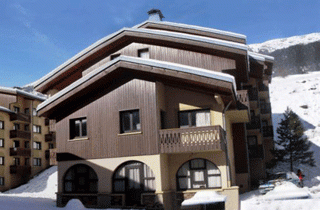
[14, 106, 20, 113]
[33, 158, 41, 166]
[120, 109, 141, 133]
[33, 141, 42, 150]
[0, 157, 4, 165]
[0, 177, 4, 186]
[178, 109, 210, 128]
[70, 117, 87, 139]
[33, 125, 41, 134]
[0, 121, 3, 129]
[24, 108, 30, 115]
[138, 48, 149, 59]
[13, 123, 20, 130]
[176, 158, 221, 191]
[0, 139, 4, 147]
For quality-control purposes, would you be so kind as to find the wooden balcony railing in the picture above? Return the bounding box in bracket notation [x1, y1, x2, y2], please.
[10, 148, 31, 157]
[159, 126, 226, 154]
[237, 90, 250, 110]
[45, 132, 56, 142]
[10, 113, 31, 123]
[10, 165, 31, 174]
[246, 115, 261, 130]
[262, 126, 274, 138]
[10, 130, 31, 140]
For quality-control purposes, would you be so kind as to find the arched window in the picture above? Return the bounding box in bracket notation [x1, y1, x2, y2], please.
[113, 161, 156, 193]
[176, 158, 221, 190]
[64, 164, 98, 193]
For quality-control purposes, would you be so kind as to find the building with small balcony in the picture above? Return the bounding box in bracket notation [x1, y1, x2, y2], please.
[35, 10, 274, 210]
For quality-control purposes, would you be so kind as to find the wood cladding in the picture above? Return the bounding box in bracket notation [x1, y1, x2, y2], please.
[0, 93, 16, 108]
[56, 79, 158, 159]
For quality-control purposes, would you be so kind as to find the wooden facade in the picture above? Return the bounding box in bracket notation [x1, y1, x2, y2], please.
[35, 11, 274, 210]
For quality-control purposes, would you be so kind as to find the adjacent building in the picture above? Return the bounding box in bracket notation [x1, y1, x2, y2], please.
[35, 10, 274, 210]
[0, 87, 56, 191]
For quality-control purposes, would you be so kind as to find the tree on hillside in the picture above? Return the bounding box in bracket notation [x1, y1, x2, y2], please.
[271, 107, 315, 171]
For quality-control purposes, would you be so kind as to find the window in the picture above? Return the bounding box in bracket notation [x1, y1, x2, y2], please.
[110, 53, 120, 60]
[113, 161, 155, 193]
[64, 164, 98, 193]
[0, 177, 4, 186]
[32, 108, 37, 116]
[0, 121, 3, 129]
[24, 141, 30, 149]
[14, 106, 20, 113]
[13, 123, 20, 130]
[0, 139, 3, 147]
[25, 158, 30, 166]
[33, 125, 41, 133]
[13, 140, 20, 148]
[33, 158, 41, 166]
[70, 118, 87, 139]
[25, 108, 30, 115]
[176, 159, 221, 190]
[49, 143, 54, 149]
[247, 135, 263, 158]
[138, 48, 149, 59]
[13, 158, 20, 166]
[179, 109, 210, 128]
[33, 142, 41, 150]
[24, 124, 30, 131]
[120, 110, 140, 133]
[0, 157, 4, 165]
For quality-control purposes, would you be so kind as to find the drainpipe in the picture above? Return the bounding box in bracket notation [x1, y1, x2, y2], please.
[222, 100, 232, 187]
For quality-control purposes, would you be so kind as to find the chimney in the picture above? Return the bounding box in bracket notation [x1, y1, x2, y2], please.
[147, 9, 164, 21]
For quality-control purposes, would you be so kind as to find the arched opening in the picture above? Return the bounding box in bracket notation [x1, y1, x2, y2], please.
[63, 164, 98, 193]
[113, 161, 155, 206]
[176, 158, 221, 190]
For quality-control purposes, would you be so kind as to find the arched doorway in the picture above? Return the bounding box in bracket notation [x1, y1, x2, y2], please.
[176, 158, 221, 190]
[113, 161, 155, 206]
[63, 164, 98, 193]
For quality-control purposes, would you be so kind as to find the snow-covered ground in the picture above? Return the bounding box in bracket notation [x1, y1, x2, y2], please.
[241, 71, 320, 209]
[1, 72, 320, 209]
[249, 32, 320, 53]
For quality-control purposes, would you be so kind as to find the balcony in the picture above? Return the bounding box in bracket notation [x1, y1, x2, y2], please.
[10, 165, 31, 174]
[159, 125, 226, 154]
[10, 148, 31, 156]
[262, 126, 274, 138]
[10, 130, 31, 140]
[46, 149, 57, 165]
[260, 102, 271, 114]
[10, 113, 31, 123]
[237, 90, 250, 111]
[45, 132, 56, 142]
[246, 115, 261, 130]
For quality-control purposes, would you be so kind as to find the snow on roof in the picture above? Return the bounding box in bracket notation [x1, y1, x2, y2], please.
[37, 55, 237, 112]
[0, 106, 14, 114]
[134, 20, 247, 40]
[30, 27, 247, 89]
[248, 51, 274, 63]
[0, 86, 47, 101]
[181, 191, 227, 206]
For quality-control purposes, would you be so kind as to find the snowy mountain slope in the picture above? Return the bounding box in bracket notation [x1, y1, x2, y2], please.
[270, 72, 320, 185]
[249, 33, 320, 77]
[249, 33, 320, 53]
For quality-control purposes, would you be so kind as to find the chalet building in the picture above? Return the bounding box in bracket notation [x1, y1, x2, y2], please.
[35, 9, 274, 210]
[0, 87, 56, 191]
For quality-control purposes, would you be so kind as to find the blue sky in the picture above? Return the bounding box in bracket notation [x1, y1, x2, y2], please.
[1, 0, 319, 87]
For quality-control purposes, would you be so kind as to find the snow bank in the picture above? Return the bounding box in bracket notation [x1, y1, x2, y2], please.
[181, 191, 227, 206]
[264, 182, 310, 200]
